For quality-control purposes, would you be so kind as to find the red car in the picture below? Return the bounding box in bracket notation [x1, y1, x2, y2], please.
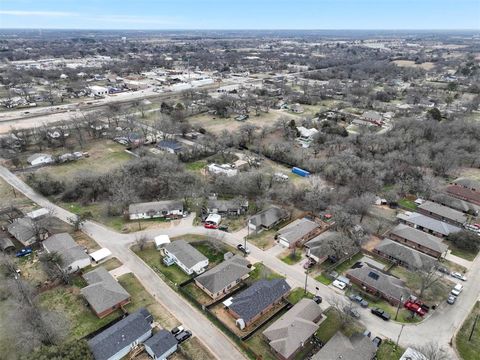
[204, 222, 218, 229]
[404, 300, 427, 316]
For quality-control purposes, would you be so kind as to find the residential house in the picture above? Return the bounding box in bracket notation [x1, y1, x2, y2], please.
[81, 267, 131, 318]
[430, 193, 479, 216]
[290, 104, 304, 113]
[207, 163, 238, 177]
[7, 217, 49, 246]
[156, 140, 183, 154]
[206, 198, 248, 217]
[311, 332, 376, 360]
[226, 279, 291, 329]
[396, 212, 462, 238]
[248, 207, 289, 233]
[128, 201, 184, 220]
[276, 218, 321, 248]
[452, 178, 480, 192]
[195, 254, 251, 300]
[27, 153, 54, 166]
[43, 233, 90, 273]
[399, 347, 428, 360]
[373, 239, 436, 270]
[263, 299, 322, 360]
[346, 262, 410, 305]
[304, 231, 342, 263]
[296, 126, 318, 142]
[362, 110, 383, 124]
[90, 85, 109, 97]
[446, 185, 480, 206]
[417, 201, 467, 227]
[388, 224, 448, 259]
[88, 308, 153, 360]
[163, 240, 209, 275]
[144, 330, 178, 360]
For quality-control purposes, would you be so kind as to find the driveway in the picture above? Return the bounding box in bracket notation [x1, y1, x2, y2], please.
[2, 165, 480, 359]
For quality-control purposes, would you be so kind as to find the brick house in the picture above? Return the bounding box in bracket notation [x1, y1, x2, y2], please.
[388, 224, 448, 259]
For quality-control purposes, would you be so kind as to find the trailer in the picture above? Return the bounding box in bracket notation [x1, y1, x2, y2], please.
[292, 167, 310, 177]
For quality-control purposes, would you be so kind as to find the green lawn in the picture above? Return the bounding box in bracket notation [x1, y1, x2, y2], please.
[133, 244, 191, 285]
[185, 160, 207, 171]
[456, 301, 480, 360]
[191, 241, 229, 264]
[315, 273, 333, 285]
[249, 263, 284, 282]
[398, 198, 418, 211]
[315, 308, 341, 343]
[376, 340, 405, 360]
[287, 287, 314, 305]
[247, 228, 277, 250]
[445, 240, 478, 261]
[280, 251, 302, 265]
[333, 252, 363, 274]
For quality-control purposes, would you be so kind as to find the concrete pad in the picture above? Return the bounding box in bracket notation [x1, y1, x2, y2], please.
[109, 264, 131, 278]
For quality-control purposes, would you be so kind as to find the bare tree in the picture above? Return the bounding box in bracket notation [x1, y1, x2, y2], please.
[411, 342, 450, 360]
[418, 262, 443, 298]
[135, 234, 149, 251]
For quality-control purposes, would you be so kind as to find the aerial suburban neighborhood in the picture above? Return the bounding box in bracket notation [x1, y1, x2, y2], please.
[0, 1, 479, 360]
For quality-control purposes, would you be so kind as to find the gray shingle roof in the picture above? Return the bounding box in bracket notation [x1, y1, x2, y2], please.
[347, 263, 410, 302]
[7, 217, 36, 244]
[164, 240, 208, 269]
[0, 237, 15, 251]
[81, 267, 130, 315]
[277, 218, 319, 245]
[195, 255, 250, 294]
[389, 224, 448, 253]
[128, 200, 183, 215]
[144, 330, 177, 357]
[312, 332, 376, 360]
[43, 233, 89, 269]
[453, 178, 480, 191]
[304, 231, 343, 258]
[418, 201, 467, 224]
[396, 212, 461, 236]
[229, 279, 291, 323]
[430, 193, 480, 214]
[88, 308, 152, 360]
[263, 299, 322, 359]
[249, 207, 288, 228]
[375, 239, 436, 270]
[207, 198, 246, 213]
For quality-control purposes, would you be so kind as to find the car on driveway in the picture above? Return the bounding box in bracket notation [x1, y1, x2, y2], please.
[447, 295, 457, 305]
[349, 294, 369, 308]
[332, 280, 347, 290]
[344, 306, 360, 319]
[313, 295, 322, 304]
[372, 336, 382, 348]
[204, 222, 218, 229]
[451, 272, 467, 281]
[451, 284, 463, 296]
[175, 330, 192, 344]
[171, 326, 184, 335]
[303, 258, 316, 269]
[237, 244, 250, 255]
[371, 308, 390, 321]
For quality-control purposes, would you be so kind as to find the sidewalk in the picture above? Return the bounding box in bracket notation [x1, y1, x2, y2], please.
[445, 251, 473, 270]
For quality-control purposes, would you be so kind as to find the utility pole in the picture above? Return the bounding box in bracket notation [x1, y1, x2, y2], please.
[469, 314, 479, 341]
[396, 324, 405, 349]
[304, 269, 309, 294]
[395, 296, 404, 321]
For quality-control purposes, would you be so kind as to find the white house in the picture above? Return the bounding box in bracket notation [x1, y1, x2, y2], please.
[128, 201, 184, 220]
[43, 233, 90, 274]
[90, 85, 109, 97]
[207, 163, 238, 177]
[27, 153, 54, 166]
[163, 240, 209, 275]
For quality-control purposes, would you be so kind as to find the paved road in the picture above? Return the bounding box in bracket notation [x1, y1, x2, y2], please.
[0, 166, 245, 360]
[2, 165, 479, 359]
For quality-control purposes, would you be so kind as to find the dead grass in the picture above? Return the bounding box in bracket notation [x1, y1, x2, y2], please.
[392, 60, 436, 70]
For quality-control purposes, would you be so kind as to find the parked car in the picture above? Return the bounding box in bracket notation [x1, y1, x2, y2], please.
[204, 222, 218, 229]
[218, 224, 229, 232]
[345, 306, 360, 319]
[363, 330, 371, 338]
[175, 330, 192, 344]
[15, 247, 32, 258]
[372, 337, 382, 348]
[371, 308, 390, 321]
[313, 295, 322, 304]
[332, 280, 347, 290]
[451, 284, 463, 296]
[171, 326, 184, 335]
[349, 294, 363, 303]
[303, 258, 316, 269]
[404, 300, 427, 316]
[451, 272, 467, 281]
[237, 244, 250, 255]
[438, 266, 450, 275]
[447, 295, 457, 305]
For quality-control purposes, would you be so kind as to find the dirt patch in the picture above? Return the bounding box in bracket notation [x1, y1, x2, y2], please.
[362, 235, 382, 252]
[391, 60, 436, 70]
[73, 231, 100, 251]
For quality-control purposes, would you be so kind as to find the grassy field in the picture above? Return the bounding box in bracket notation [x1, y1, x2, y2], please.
[35, 140, 132, 178]
[248, 263, 285, 282]
[315, 307, 365, 344]
[376, 340, 405, 360]
[287, 288, 314, 305]
[0, 176, 35, 209]
[456, 301, 480, 360]
[315, 273, 333, 285]
[247, 228, 277, 249]
[398, 198, 418, 211]
[445, 240, 478, 261]
[333, 252, 363, 274]
[280, 251, 302, 265]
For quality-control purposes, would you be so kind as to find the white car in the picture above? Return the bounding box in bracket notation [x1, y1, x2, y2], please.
[451, 272, 467, 281]
[451, 284, 463, 296]
[332, 280, 347, 290]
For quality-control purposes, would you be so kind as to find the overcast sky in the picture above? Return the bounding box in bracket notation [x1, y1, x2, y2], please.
[0, 0, 479, 30]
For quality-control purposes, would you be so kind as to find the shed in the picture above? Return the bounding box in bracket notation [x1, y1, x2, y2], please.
[0, 238, 15, 252]
[89, 248, 112, 263]
[154, 235, 171, 249]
